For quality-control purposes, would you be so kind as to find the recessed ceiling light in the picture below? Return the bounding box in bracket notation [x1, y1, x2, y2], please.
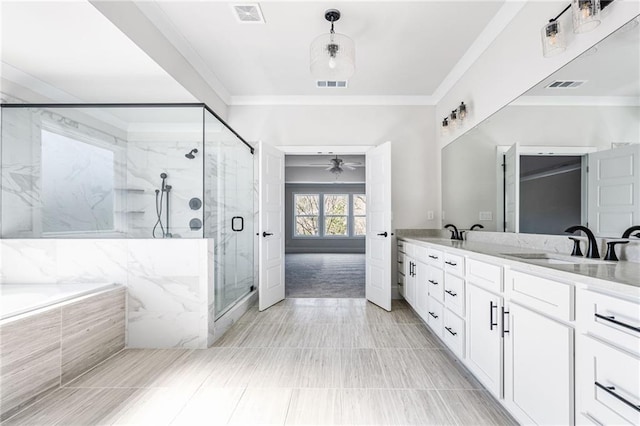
[231, 3, 265, 24]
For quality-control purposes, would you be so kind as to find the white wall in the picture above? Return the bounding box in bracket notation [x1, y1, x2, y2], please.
[437, 1, 640, 148]
[228, 105, 439, 231]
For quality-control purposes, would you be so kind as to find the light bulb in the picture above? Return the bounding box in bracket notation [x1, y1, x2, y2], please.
[548, 33, 558, 46]
[328, 56, 337, 69]
[581, 4, 591, 19]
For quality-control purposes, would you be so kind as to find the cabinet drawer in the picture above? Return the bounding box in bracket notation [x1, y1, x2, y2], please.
[397, 240, 406, 254]
[505, 269, 573, 322]
[578, 335, 640, 426]
[428, 266, 444, 302]
[444, 253, 465, 277]
[443, 309, 465, 358]
[427, 248, 444, 267]
[415, 245, 429, 262]
[405, 243, 416, 257]
[397, 252, 406, 270]
[466, 258, 502, 293]
[578, 290, 640, 357]
[444, 273, 465, 317]
[427, 297, 444, 338]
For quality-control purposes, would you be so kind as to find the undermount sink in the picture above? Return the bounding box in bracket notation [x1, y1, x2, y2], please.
[501, 252, 612, 265]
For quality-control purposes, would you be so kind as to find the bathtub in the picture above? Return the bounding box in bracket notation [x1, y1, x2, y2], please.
[0, 283, 126, 421]
[0, 282, 120, 320]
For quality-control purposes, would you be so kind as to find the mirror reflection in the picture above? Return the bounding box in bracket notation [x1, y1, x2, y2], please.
[442, 16, 640, 238]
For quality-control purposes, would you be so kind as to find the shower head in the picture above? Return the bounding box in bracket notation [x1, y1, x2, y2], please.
[160, 172, 168, 179]
[185, 148, 198, 159]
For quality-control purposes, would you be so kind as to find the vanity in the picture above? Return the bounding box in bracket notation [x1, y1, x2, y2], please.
[397, 236, 640, 426]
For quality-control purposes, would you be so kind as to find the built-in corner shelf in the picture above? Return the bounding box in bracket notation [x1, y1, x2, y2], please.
[114, 188, 145, 193]
[115, 210, 145, 214]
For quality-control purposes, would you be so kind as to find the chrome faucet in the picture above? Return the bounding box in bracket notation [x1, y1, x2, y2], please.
[444, 224, 461, 240]
[564, 225, 600, 259]
[470, 224, 484, 231]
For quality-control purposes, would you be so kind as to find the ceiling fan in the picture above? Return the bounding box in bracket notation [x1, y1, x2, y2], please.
[323, 155, 361, 174]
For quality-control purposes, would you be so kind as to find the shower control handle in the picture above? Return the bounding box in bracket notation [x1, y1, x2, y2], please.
[232, 216, 244, 232]
[262, 232, 273, 237]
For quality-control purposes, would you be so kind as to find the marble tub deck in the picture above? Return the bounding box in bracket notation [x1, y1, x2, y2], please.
[4, 298, 516, 425]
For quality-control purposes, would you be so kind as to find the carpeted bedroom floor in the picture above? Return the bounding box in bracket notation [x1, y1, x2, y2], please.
[285, 253, 365, 298]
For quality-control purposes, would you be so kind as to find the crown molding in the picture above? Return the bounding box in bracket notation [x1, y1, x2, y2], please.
[229, 95, 436, 106]
[512, 95, 640, 106]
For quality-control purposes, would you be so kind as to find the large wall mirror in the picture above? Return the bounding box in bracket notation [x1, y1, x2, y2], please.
[442, 15, 640, 238]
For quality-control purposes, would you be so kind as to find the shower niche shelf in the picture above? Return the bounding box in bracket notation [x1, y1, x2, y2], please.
[114, 188, 145, 193]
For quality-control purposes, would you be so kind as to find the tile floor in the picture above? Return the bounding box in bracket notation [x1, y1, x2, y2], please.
[4, 298, 517, 425]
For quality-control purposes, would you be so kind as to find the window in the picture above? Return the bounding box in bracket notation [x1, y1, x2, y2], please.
[353, 194, 366, 236]
[324, 194, 348, 236]
[294, 194, 320, 236]
[41, 129, 115, 233]
[293, 192, 366, 237]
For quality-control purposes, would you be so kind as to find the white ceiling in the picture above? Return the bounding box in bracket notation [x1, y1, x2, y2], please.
[136, 1, 505, 100]
[0, 1, 196, 103]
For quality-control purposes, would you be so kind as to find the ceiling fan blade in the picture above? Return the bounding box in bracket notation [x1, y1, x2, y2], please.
[344, 165, 356, 170]
[343, 162, 361, 166]
[325, 166, 333, 170]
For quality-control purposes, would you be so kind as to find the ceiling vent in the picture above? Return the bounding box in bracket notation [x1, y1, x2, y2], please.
[232, 4, 265, 23]
[316, 80, 348, 88]
[545, 80, 587, 89]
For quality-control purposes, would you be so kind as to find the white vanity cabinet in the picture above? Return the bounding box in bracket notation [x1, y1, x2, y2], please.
[503, 269, 575, 426]
[396, 237, 638, 426]
[466, 282, 503, 397]
[576, 288, 640, 426]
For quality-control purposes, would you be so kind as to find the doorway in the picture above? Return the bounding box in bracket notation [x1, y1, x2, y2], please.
[284, 154, 366, 298]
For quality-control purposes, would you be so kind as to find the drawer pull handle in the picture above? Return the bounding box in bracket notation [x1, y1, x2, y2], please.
[428, 279, 438, 285]
[445, 326, 457, 336]
[594, 313, 640, 333]
[595, 382, 640, 412]
[429, 255, 439, 259]
[489, 301, 498, 331]
[445, 289, 457, 297]
[445, 261, 457, 266]
[428, 311, 438, 319]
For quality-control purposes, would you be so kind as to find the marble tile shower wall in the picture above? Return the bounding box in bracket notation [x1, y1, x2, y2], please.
[126, 140, 204, 238]
[1, 108, 126, 238]
[0, 238, 214, 349]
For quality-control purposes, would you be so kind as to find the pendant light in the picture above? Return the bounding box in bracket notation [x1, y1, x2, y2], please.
[310, 9, 355, 80]
[572, 0, 601, 33]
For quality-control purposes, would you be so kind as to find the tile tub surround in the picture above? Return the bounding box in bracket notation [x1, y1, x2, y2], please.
[0, 238, 216, 349]
[3, 298, 516, 425]
[0, 286, 125, 421]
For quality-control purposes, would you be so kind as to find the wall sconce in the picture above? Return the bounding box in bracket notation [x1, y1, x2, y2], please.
[541, 0, 613, 58]
[541, 19, 567, 57]
[441, 117, 449, 135]
[441, 101, 468, 134]
[458, 102, 467, 121]
[572, 0, 601, 33]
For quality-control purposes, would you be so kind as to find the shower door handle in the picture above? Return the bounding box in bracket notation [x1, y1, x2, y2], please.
[232, 216, 244, 232]
[262, 232, 273, 237]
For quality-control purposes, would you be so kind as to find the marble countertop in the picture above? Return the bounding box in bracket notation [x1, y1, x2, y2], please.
[398, 236, 640, 297]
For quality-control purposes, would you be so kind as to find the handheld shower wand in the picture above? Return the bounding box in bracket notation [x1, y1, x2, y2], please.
[153, 173, 171, 238]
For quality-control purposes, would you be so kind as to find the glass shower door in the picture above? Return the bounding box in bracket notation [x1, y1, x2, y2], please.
[204, 110, 254, 319]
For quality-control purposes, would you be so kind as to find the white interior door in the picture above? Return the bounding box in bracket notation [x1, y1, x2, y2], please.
[258, 141, 285, 311]
[504, 143, 520, 233]
[365, 141, 392, 311]
[588, 144, 640, 237]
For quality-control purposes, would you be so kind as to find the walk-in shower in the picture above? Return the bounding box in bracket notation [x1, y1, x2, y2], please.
[1, 103, 255, 319]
